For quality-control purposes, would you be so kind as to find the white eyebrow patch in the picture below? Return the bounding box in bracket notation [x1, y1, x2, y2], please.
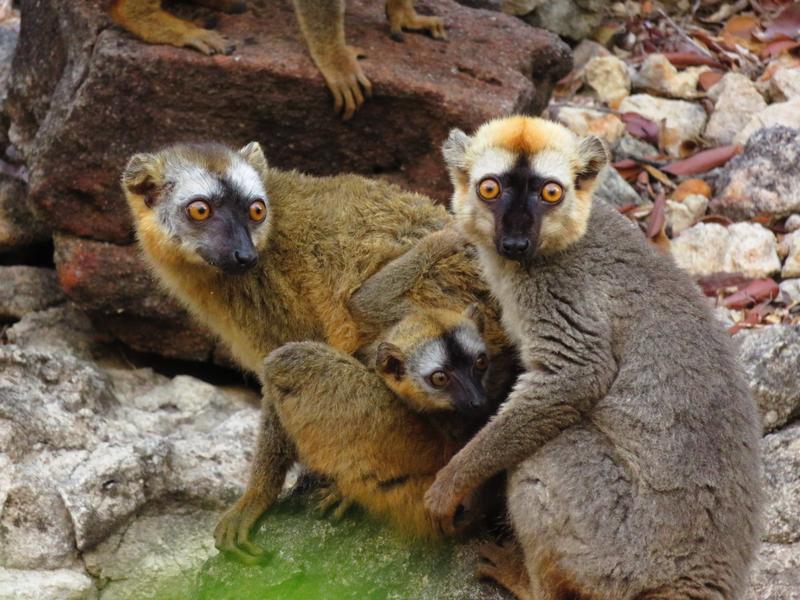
[454, 327, 486, 358]
[169, 164, 223, 203]
[411, 340, 447, 378]
[531, 150, 574, 187]
[227, 160, 266, 199]
[470, 147, 517, 183]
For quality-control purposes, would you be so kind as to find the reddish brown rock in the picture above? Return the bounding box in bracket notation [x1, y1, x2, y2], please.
[7, 0, 570, 360]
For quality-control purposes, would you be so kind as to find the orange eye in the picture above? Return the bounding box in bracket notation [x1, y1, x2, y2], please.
[187, 199, 211, 221]
[541, 182, 564, 204]
[477, 177, 501, 201]
[249, 200, 267, 222]
[429, 371, 449, 388]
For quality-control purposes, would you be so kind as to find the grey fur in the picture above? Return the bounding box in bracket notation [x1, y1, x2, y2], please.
[451, 199, 763, 598]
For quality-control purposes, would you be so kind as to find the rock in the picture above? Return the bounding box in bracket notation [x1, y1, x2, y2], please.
[515, 0, 605, 42]
[712, 127, 800, 220]
[612, 133, 659, 162]
[6, 0, 570, 244]
[0, 4, 19, 106]
[618, 94, 707, 157]
[761, 422, 800, 544]
[705, 73, 767, 146]
[4, 304, 98, 358]
[0, 266, 64, 321]
[0, 568, 97, 600]
[553, 106, 625, 143]
[53, 234, 216, 362]
[665, 194, 708, 234]
[0, 176, 49, 253]
[736, 325, 800, 433]
[723, 223, 781, 278]
[83, 507, 220, 600]
[633, 53, 707, 99]
[584, 55, 630, 105]
[593, 165, 642, 207]
[786, 214, 800, 233]
[770, 66, 800, 102]
[670, 223, 728, 275]
[735, 98, 800, 145]
[671, 178, 711, 202]
[779, 279, 800, 304]
[747, 541, 800, 600]
[780, 230, 800, 278]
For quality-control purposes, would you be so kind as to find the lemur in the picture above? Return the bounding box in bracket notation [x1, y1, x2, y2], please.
[121, 141, 516, 564]
[260, 304, 494, 542]
[108, 0, 445, 119]
[424, 116, 763, 600]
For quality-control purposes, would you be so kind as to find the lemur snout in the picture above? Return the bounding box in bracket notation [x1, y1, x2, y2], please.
[234, 248, 258, 269]
[500, 237, 530, 259]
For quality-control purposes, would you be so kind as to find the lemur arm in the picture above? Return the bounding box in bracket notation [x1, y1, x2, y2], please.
[348, 226, 466, 328]
[291, 0, 372, 120]
[425, 336, 617, 535]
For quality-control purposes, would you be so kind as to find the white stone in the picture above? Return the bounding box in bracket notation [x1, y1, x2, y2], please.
[585, 55, 631, 105]
[780, 230, 800, 278]
[779, 279, 800, 304]
[770, 66, 800, 101]
[785, 214, 800, 232]
[633, 53, 707, 99]
[665, 194, 708, 234]
[723, 222, 781, 278]
[554, 106, 625, 143]
[0, 568, 97, 600]
[670, 222, 728, 275]
[705, 73, 768, 146]
[619, 94, 707, 157]
[736, 97, 800, 145]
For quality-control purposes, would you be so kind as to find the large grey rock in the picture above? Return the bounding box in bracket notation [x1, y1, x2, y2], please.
[594, 165, 641, 207]
[0, 266, 64, 320]
[0, 568, 97, 600]
[4, 303, 98, 358]
[736, 98, 800, 145]
[712, 127, 800, 221]
[513, 0, 606, 41]
[736, 326, 800, 433]
[618, 94, 707, 157]
[0, 177, 49, 254]
[761, 423, 800, 545]
[747, 541, 800, 600]
[705, 73, 767, 146]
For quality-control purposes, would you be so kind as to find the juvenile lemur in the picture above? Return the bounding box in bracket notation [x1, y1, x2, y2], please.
[109, 0, 445, 119]
[425, 116, 763, 600]
[121, 142, 515, 563]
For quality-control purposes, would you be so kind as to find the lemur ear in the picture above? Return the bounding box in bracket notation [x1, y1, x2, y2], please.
[462, 303, 485, 334]
[442, 128, 471, 174]
[575, 135, 609, 190]
[239, 142, 268, 179]
[376, 342, 406, 380]
[121, 153, 161, 208]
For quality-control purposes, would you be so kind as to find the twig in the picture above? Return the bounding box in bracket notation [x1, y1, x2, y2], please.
[658, 9, 715, 58]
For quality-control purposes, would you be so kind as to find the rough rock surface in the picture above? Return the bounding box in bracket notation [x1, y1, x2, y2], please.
[665, 194, 707, 234]
[0, 266, 64, 320]
[594, 165, 642, 207]
[618, 94, 707, 156]
[780, 230, 800, 279]
[670, 222, 728, 275]
[711, 127, 800, 221]
[770, 66, 800, 102]
[513, 0, 605, 42]
[736, 98, 800, 145]
[0, 568, 97, 600]
[633, 53, 707, 100]
[584, 55, 630, 105]
[736, 325, 800, 433]
[0, 176, 49, 253]
[552, 106, 625, 143]
[761, 422, 800, 545]
[705, 73, 767, 146]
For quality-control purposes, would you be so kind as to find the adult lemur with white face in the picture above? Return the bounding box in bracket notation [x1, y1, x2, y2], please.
[425, 116, 762, 600]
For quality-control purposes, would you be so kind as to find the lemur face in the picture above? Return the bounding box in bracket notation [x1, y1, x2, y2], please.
[443, 116, 608, 262]
[377, 306, 491, 418]
[122, 142, 271, 275]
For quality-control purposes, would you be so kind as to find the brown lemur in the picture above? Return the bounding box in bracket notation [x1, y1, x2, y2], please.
[108, 0, 445, 119]
[121, 141, 516, 563]
[424, 116, 763, 600]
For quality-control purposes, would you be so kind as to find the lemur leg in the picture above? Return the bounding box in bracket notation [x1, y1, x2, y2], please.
[263, 341, 450, 537]
[385, 0, 446, 42]
[190, 0, 247, 13]
[476, 539, 533, 600]
[214, 400, 296, 564]
[291, 0, 372, 120]
[109, 0, 231, 55]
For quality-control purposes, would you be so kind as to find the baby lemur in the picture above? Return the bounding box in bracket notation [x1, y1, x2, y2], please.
[264, 304, 492, 539]
[121, 141, 514, 563]
[109, 0, 445, 119]
[425, 116, 763, 600]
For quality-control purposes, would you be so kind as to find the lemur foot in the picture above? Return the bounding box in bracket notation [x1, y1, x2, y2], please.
[182, 27, 233, 55]
[319, 45, 373, 121]
[315, 484, 355, 522]
[214, 490, 272, 565]
[386, 1, 446, 42]
[476, 540, 532, 600]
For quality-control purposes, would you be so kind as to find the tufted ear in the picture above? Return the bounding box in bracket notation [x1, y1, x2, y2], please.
[462, 303, 485, 334]
[121, 152, 162, 208]
[442, 128, 471, 173]
[376, 342, 406, 381]
[239, 141, 268, 179]
[575, 135, 609, 190]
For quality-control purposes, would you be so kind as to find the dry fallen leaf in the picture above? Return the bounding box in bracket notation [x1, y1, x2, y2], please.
[663, 145, 743, 175]
[672, 178, 712, 200]
[722, 279, 780, 309]
[621, 112, 660, 144]
[759, 1, 800, 43]
[698, 70, 724, 90]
